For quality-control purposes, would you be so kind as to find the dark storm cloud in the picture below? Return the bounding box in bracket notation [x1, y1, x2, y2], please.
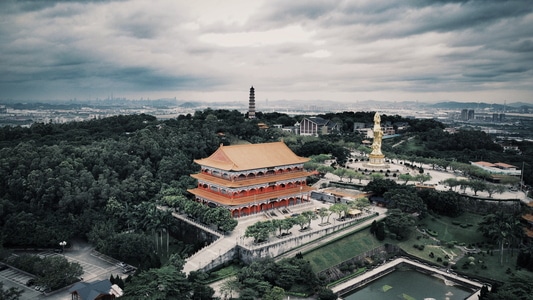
[407, 0, 531, 34]
[0, 0, 531, 101]
[2, 0, 122, 13]
[101, 67, 219, 90]
[509, 40, 533, 53]
[257, 0, 531, 37]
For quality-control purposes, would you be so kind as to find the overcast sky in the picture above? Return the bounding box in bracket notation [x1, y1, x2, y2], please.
[1, 0, 532, 103]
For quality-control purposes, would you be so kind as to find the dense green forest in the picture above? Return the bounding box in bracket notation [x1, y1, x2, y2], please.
[1, 110, 531, 249]
[0, 110, 369, 247]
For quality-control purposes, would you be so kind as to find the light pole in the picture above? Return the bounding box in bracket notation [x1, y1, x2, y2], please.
[59, 241, 67, 255]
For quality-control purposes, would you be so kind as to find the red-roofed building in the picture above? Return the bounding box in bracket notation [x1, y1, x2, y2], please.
[523, 202, 533, 239]
[188, 142, 315, 218]
[471, 161, 521, 176]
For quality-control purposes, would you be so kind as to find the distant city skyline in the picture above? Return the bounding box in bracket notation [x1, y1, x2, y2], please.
[1, 0, 532, 103]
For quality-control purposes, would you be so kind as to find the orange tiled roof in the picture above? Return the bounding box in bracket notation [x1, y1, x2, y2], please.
[524, 227, 533, 238]
[188, 185, 315, 207]
[194, 142, 309, 171]
[494, 162, 517, 169]
[473, 161, 495, 167]
[523, 214, 533, 223]
[192, 170, 315, 188]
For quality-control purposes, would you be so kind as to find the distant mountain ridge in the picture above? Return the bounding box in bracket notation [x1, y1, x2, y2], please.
[1, 98, 531, 111]
[430, 101, 532, 110]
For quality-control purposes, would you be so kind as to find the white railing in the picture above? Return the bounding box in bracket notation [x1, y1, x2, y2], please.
[171, 212, 224, 238]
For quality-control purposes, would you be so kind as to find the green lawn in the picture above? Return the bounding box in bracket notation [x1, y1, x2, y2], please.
[293, 210, 533, 289]
[303, 228, 385, 273]
[303, 212, 491, 274]
[397, 238, 462, 265]
[455, 249, 530, 283]
[417, 212, 485, 246]
[205, 264, 242, 283]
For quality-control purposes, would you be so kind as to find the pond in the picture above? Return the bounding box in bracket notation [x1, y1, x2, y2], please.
[341, 268, 474, 300]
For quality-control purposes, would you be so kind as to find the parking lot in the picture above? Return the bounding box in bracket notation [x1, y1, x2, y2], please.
[0, 266, 42, 299]
[0, 242, 125, 300]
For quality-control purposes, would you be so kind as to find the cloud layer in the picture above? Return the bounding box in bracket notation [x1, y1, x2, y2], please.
[0, 0, 532, 103]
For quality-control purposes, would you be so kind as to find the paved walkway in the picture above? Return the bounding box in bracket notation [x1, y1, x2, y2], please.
[343, 160, 531, 203]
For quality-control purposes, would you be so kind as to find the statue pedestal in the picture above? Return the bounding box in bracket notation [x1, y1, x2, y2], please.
[365, 154, 389, 169]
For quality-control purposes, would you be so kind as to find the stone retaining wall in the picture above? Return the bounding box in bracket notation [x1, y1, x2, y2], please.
[238, 214, 377, 264]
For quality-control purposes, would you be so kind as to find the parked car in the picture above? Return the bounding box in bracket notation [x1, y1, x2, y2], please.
[26, 279, 35, 287]
[34, 285, 46, 292]
[122, 266, 136, 274]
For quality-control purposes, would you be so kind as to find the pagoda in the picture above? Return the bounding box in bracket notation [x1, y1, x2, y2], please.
[248, 86, 256, 119]
[188, 142, 315, 218]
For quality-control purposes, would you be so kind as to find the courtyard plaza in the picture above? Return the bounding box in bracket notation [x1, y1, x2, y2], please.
[341, 159, 531, 203]
[181, 198, 388, 274]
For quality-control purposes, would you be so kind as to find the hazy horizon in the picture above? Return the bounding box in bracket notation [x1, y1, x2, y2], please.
[1, 0, 532, 103]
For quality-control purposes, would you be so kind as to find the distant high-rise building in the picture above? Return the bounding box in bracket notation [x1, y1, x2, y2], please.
[468, 109, 475, 120]
[461, 109, 468, 120]
[492, 113, 505, 122]
[248, 86, 256, 119]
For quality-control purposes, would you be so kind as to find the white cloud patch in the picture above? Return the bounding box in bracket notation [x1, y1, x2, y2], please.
[198, 25, 315, 47]
[303, 50, 331, 58]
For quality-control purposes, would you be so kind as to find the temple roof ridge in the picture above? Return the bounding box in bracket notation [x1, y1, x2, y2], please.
[194, 141, 309, 171]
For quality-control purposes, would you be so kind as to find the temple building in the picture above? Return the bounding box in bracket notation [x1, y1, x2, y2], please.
[298, 117, 339, 136]
[188, 142, 315, 218]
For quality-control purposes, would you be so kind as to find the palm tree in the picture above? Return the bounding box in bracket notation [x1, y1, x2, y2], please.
[159, 210, 174, 257]
[136, 202, 174, 257]
[478, 211, 523, 265]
